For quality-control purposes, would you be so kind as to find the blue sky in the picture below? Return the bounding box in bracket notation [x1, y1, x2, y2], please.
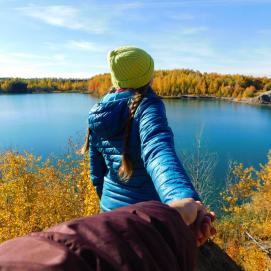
[0, 0, 271, 78]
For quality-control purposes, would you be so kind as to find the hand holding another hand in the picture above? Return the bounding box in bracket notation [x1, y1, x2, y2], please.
[168, 198, 216, 247]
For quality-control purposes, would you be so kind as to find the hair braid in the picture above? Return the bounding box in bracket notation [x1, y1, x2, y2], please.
[118, 85, 148, 181]
[80, 128, 91, 155]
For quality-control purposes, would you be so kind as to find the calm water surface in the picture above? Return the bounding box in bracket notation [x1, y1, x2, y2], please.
[1, 93, 271, 184]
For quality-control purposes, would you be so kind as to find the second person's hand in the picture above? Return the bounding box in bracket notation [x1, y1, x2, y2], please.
[168, 198, 216, 246]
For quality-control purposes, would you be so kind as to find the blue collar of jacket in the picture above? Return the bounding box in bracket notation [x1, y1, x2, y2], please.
[100, 86, 157, 104]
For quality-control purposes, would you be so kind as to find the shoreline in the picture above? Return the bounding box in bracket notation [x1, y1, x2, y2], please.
[160, 94, 271, 106]
[1, 90, 270, 106]
[0, 89, 91, 95]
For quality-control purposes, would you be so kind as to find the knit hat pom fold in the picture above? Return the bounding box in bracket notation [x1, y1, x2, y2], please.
[107, 46, 154, 89]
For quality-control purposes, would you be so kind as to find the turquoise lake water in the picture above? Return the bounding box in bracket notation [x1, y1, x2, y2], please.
[1, 93, 271, 188]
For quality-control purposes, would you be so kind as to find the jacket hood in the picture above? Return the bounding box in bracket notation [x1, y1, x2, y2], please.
[88, 88, 157, 139]
[88, 92, 131, 139]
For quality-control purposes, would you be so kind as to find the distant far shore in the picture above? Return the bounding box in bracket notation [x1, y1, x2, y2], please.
[1, 69, 271, 105]
[0, 89, 91, 95]
[1, 89, 270, 106]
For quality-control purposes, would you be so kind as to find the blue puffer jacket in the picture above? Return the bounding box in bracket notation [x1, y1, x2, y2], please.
[88, 87, 200, 211]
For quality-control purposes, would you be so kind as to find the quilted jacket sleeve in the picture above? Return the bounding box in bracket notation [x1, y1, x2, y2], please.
[138, 97, 200, 203]
[89, 140, 107, 198]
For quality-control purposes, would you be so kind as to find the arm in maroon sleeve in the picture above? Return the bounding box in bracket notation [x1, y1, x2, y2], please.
[0, 201, 197, 271]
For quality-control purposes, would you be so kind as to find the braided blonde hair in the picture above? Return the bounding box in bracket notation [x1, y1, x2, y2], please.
[118, 85, 149, 181]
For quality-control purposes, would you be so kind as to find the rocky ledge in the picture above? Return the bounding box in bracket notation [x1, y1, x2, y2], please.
[252, 90, 271, 105]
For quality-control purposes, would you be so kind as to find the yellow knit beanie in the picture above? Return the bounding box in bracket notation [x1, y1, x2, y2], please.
[107, 46, 154, 89]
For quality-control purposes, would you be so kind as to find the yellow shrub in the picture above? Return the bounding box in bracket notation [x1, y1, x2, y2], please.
[215, 152, 271, 270]
[0, 151, 99, 243]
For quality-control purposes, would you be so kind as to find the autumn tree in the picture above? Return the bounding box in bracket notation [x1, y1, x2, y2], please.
[87, 69, 271, 99]
[3, 79, 28, 93]
[0, 151, 99, 243]
[215, 152, 271, 271]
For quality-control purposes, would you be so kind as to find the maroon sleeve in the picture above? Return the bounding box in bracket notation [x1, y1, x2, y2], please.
[0, 201, 197, 271]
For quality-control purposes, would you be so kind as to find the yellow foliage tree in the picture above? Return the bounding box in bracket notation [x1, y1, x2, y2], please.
[86, 69, 271, 99]
[215, 152, 271, 270]
[0, 151, 99, 243]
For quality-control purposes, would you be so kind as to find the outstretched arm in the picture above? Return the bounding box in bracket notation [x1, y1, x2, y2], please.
[139, 97, 200, 203]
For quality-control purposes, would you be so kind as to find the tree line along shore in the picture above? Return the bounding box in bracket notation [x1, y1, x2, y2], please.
[1, 69, 271, 104]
